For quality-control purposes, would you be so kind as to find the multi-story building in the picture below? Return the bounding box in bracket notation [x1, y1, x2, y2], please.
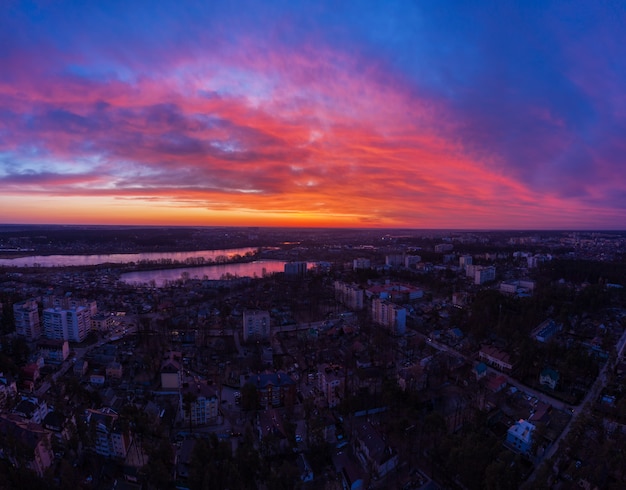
[506, 419, 535, 455]
[317, 364, 344, 408]
[404, 255, 421, 268]
[385, 254, 404, 267]
[43, 306, 91, 343]
[352, 258, 371, 270]
[284, 261, 307, 277]
[371, 298, 406, 336]
[37, 339, 69, 363]
[474, 266, 496, 285]
[92, 313, 114, 332]
[43, 294, 97, 316]
[245, 372, 296, 409]
[242, 310, 270, 342]
[14, 299, 41, 340]
[180, 381, 219, 427]
[459, 255, 473, 268]
[84, 407, 132, 459]
[334, 282, 364, 310]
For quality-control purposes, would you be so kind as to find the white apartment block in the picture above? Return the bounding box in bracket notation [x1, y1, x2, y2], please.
[14, 299, 41, 340]
[242, 310, 270, 342]
[334, 281, 364, 310]
[459, 255, 473, 268]
[474, 266, 496, 285]
[180, 382, 219, 427]
[317, 365, 344, 408]
[371, 298, 406, 336]
[43, 306, 91, 343]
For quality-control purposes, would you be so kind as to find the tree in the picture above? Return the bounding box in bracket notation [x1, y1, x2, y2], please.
[240, 382, 259, 411]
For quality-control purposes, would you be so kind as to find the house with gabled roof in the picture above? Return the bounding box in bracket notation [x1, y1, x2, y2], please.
[353, 420, 398, 479]
[539, 367, 559, 390]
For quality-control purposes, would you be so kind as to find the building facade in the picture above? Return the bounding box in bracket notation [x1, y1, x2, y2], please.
[334, 282, 364, 310]
[43, 306, 91, 343]
[14, 299, 41, 340]
[371, 298, 406, 336]
[506, 419, 535, 455]
[180, 382, 219, 427]
[474, 266, 496, 285]
[242, 310, 270, 343]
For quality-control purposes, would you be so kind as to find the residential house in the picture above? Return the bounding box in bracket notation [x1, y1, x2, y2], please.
[160, 353, 182, 390]
[479, 345, 515, 372]
[506, 419, 535, 456]
[12, 396, 48, 425]
[38, 339, 70, 364]
[539, 368, 559, 390]
[84, 407, 132, 459]
[353, 420, 398, 479]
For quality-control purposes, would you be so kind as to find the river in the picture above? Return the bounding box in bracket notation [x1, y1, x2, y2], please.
[0, 247, 258, 268]
[119, 260, 289, 286]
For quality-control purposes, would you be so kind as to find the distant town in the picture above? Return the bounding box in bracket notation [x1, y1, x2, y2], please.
[1, 226, 625, 490]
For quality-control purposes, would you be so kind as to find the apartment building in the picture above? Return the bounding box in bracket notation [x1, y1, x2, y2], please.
[242, 310, 270, 342]
[371, 298, 406, 336]
[14, 299, 41, 340]
[43, 305, 91, 343]
[84, 407, 132, 459]
[334, 282, 364, 310]
[180, 381, 219, 427]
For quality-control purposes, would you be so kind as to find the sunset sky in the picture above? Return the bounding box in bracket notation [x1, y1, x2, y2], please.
[1, 1, 625, 229]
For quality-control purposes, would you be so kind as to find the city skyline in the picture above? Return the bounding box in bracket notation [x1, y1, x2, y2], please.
[1, 1, 625, 230]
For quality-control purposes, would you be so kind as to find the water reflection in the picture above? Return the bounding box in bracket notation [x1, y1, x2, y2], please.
[0, 247, 258, 267]
[120, 260, 287, 286]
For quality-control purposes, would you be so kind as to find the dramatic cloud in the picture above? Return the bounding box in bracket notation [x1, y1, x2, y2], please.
[1, 0, 625, 228]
